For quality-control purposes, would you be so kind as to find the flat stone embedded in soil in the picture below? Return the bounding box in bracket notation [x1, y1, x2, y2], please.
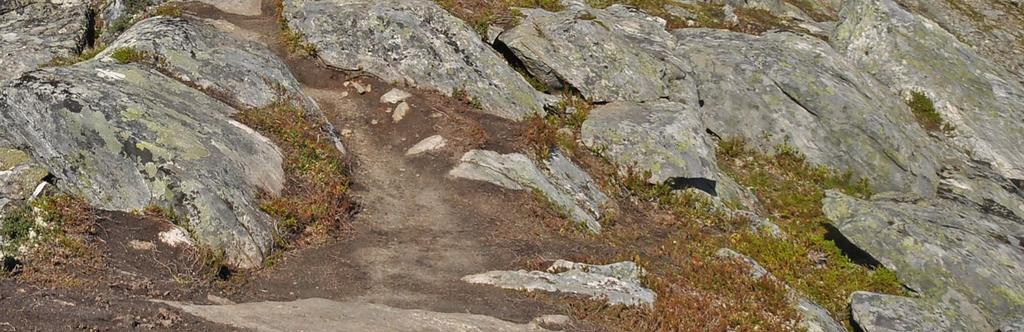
[462, 260, 656, 307]
[159, 298, 558, 331]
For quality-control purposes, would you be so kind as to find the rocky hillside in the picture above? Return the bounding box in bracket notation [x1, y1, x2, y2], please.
[1, 0, 1022, 331]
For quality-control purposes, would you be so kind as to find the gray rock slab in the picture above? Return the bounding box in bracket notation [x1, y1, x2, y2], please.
[463, 260, 655, 306]
[282, 0, 545, 120]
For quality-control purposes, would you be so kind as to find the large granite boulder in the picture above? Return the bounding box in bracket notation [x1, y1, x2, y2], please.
[282, 0, 545, 120]
[497, 2, 698, 104]
[0, 0, 90, 81]
[823, 191, 1024, 330]
[449, 149, 609, 233]
[581, 100, 719, 194]
[675, 28, 940, 196]
[98, 16, 315, 111]
[832, 0, 1024, 182]
[99, 17, 345, 154]
[0, 62, 284, 269]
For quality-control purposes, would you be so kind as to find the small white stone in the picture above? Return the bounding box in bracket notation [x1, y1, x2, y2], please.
[405, 135, 447, 156]
[158, 227, 193, 248]
[392, 102, 410, 123]
[128, 240, 156, 251]
[379, 88, 412, 104]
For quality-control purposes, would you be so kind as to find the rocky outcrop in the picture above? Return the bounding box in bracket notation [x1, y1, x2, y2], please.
[0, 148, 49, 209]
[581, 100, 719, 193]
[498, 3, 698, 104]
[849, 291, 974, 332]
[0, 62, 283, 269]
[832, 0, 1024, 182]
[449, 150, 609, 233]
[0, 0, 91, 81]
[282, 0, 545, 120]
[888, 0, 1024, 82]
[823, 191, 1024, 330]
[99, 16, 315, 111]
[161, 298, 561, 331]
[676, 28, 941, 196]
[716, 248, 847, 332]
[0, 16, 338, 268]
[463, 260, 656, 306]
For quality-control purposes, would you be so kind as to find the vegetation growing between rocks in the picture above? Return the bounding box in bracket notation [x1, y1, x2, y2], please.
[0, 195, 100, 286]
[102, 3, 182, 39]
[110, 46, 147, 64]
[236, 103, 353, 250]
[275, 0, 317, 57]
[906, 91, 951, 133]
[522, 112, 904, 328]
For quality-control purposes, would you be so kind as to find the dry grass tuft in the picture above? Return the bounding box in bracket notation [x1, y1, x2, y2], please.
[236, 103, 354, 249]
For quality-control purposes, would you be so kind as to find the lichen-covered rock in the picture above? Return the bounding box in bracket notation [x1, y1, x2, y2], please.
[581, 100, 719, 194]
[498, 3, 698, 104]
[823, 191, 1024, 329]
[849, 291, 974, 332]
[98, 17, 346, 155]
[675, 28, 940, 196]
[449, 149, 608, 233]
[99, 16, 314, 111]
[0, 62, 285, 269]
[0, 0, 90, 81]
[716, 248, 847, 332]
[282, 0, 545, 120]
[888, 0, 1024, 82]
[832, 0, 1024, 182]
[463, 260, 655, 306]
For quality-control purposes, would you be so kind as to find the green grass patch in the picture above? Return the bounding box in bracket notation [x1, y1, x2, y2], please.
[110, 47, 148, 64]
[236, 103, 353, 247]
[717, 137, 904, 327]
[906, 91, 951, 133]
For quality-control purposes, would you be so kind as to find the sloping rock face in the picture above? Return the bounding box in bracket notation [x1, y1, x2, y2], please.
[823, 191, 1024, 330]
[463, 260, 656, 306]
[849, 291, 974, 332]
[498, 3, 698, 104]
[889, 0, 1024, 82]
[581, 100, 719, 193]
[282, 0, 545, 120]
[0, 17, 323, 268]
[675, 28, 941, 196]
[99, 17, 315, 111]
[0, 63, 283, 269]
[449, 150, 609, 233]
[832, 0, 1024, 182]
[0, 0, 90, 81]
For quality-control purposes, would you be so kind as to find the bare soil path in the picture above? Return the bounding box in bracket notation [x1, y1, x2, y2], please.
[184, 0, 600, 328]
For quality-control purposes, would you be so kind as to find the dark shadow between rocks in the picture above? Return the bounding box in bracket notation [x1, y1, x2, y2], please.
[823, 223, 884, 269]
[666, 177, 717, 196]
